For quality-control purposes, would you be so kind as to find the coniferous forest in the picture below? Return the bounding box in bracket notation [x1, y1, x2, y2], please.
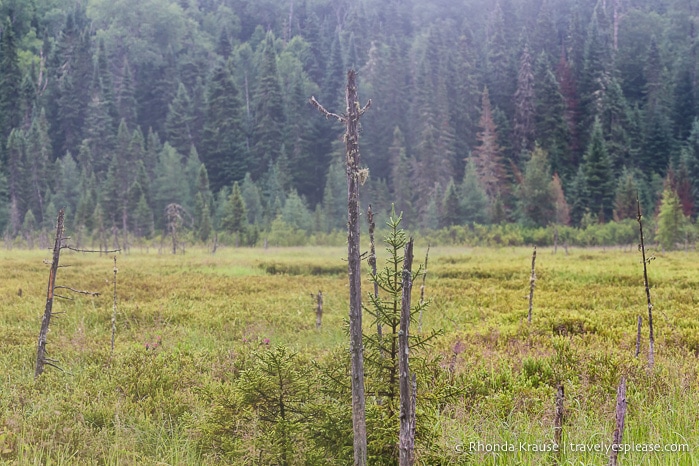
[0, 0, 698, 246]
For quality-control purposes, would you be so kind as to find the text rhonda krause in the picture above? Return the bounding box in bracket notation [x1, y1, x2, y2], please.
[457, 442, 690, 454]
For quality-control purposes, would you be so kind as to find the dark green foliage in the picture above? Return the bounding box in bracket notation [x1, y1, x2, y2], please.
[656, 186, 687, 250]
[0, 17, 22, 142]
[581, 118, 614, 222]
[221, 182, 247, 236]
[252, 32, 284, 177]
[363, 210, 442, 463]
[460, 159, 489, 225]
[517, 146, 555, 227]
[201, 60, 247, 192]
[165, 83, 194, 157]
[1, 0, 698, 239]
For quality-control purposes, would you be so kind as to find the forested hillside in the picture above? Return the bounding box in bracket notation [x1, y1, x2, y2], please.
[0, 0, 697, 244]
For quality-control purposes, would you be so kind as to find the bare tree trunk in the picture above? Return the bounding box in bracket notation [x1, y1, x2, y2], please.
[637, 198, 654, 368]
[608, 376, 628, 466]
[35, 209, 64, 378]
[314, 290, 323, 330]
[417, 245, 429, 334]
[367, 205, 381, 341]
[399, 238, 415, 466]
[635, 315, 642, 358]
[311, 70, 371, 466]
[554, 384, 564, 463]
[111, 256, 118, 355]
[553, 227, 558, 255]
[528, 246, 536, 323]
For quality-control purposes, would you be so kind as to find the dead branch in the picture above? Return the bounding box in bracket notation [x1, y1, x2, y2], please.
[54, 286, 100, 297]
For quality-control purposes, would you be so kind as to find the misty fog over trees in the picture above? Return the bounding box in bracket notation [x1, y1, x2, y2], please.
[0, 0, 697, 246]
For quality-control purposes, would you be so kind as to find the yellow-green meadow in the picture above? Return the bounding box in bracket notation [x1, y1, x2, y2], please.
[1, 244, 698, 464]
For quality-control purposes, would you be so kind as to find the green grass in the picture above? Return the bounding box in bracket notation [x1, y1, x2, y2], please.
[1, 245, 698, 464]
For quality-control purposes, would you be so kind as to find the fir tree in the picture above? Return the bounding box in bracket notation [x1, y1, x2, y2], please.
[165, 82, 195, 157]
[535, 52, 571, 178]
[581, 118, 615, 222]
[656, 187, 687, 250]
[512, 41, 536, 161]
[613, 168, 640, 221]
[0, 17, 22, 142]
[221, 181, 247, 237]
[201, 60, 247, 192]
[460, 159, 489, 225]
[441, 179, 462, 227]
[252, 32, 284, 177]
[473, 87, 507, 205]
[517, 145, 555, 227]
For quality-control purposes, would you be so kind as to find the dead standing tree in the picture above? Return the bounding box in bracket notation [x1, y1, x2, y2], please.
[399, 238, 415, 466]
[165, 203, 192, 255]
[35, 210, 115, 378]
[311, 69, 371, 466]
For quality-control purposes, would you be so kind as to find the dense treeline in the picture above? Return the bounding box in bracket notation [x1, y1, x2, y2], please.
[0, 0, 698, 246]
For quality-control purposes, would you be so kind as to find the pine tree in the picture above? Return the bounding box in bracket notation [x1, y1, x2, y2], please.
[154, 143, 190, 229]
[6, 129, 27, 235]
[568, 166, 589, 226]
[117, 57, 138, 129]
[551, 173, 570, 226]
[535, 53, 571, 178]
[322, 157, 346, 232]
[613, 168, 640, 220]
[201, 60, 247, 192]
[581, 118, 615, 222]
[441, 179, 462, 227]
[240, 172, 263, 226]
[517, 146, 556, 227]
[656, 187, 687, 250]
[221, 181, 247, 237]
[280, 189, 313, 233]
[0, 17, 22, 142]
[165, 82, 195, 157]
[513, 40, 536, 162]
[25, 109, 53, 225]
[252, 32, 284, 176]
[460, 159, 489, 225]
[473, 87, 507, 205]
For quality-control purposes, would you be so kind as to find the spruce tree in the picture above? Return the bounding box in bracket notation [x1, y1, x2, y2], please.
[656, 187, 687, 250]
[0, 17, 22, 143]
[201, 60, 247, 192]
[252, 32, 284, 177]
[165, 82, 195, 157]
[535, 53, 571, 178]
[581, 118, 615, 222]
[221, 181, 247, 237]
[441, 179, 462, 227]
[517, 145, 555, 227]
[473, 87, 507, 205]
[460, 159, 489, 225]
[512, 41, 536, 161]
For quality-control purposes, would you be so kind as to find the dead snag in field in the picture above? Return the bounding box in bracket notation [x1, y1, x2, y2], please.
[637, 197, 654, 368]
[417, 245, 430, 334]
[311, 69, 371, 466]
[311, 290, 323, 330]
[35, 210, 66, 378]
[165, 203, 192, 255]
[554, 384, 564, 464]
[35, 210, 117, 379]
[368, 205, 382, 342]
[111, 256, 118, 354]
[635, 315, 642, 358]
[399, 238, 415, 466]
[608, 376, 628, 466]
[528, 246, 536, 324]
